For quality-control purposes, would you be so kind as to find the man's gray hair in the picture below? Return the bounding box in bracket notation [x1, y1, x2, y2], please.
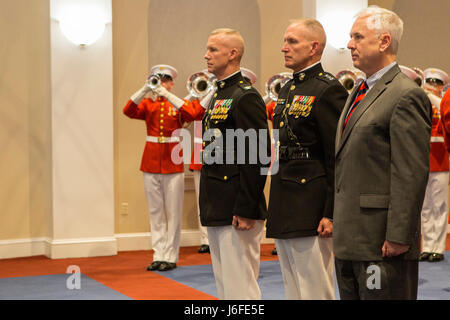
[356, 6, 404, 54]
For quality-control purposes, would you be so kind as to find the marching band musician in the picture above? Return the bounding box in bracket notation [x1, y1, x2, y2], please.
[420, 68, 450, 263]
[123, 64, 196, 272]
[172, 72, 214, 254]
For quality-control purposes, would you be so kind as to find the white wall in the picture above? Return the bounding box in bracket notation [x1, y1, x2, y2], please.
[304, 0, 368, 76]
[49, 0, 115, 258]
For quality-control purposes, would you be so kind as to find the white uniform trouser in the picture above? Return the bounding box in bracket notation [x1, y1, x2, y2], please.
[207, 220, 264, 300]
[421, 171, 449, 254]
[275, 236, 334, 300]
[143, 172, 184, 263]
[193, 170, 208, 245]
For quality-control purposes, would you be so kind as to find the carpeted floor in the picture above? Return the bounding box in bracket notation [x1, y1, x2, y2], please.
[0, 240, 449, 300]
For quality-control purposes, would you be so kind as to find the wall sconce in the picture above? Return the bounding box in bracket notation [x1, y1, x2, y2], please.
[320, 12, 356, 51]
[59, 7, 105, 47]
[51, 0, 111, 47]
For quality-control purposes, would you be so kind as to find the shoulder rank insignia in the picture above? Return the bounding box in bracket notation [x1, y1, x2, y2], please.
[211, 99, 233, 120]
[289, 95, 316, 118]
[239, 82, 252, 90]
[319, 72, 335, 81]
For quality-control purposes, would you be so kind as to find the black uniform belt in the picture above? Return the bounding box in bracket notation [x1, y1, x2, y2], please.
[279, 146, 313, 160]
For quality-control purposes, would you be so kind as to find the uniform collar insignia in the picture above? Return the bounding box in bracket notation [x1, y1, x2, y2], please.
[293, 63, 323, 83]
[216, 72, 244, 90]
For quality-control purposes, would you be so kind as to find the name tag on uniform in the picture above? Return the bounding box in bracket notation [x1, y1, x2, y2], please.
[211, 99, 233, 120]
[289, 95, 316, 118]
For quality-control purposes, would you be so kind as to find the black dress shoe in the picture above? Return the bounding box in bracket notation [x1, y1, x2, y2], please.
[272, 247, 277, 255]
[158, 262, 177, 271]
[419, 252, 432, 261]
[146, 261, 162, 271]
[198, 244, 210, 253]
[428, 253, 444, 262]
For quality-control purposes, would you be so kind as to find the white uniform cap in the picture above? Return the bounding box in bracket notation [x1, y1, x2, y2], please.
[240, 67, 257, 85]
[150, 64, 178, 79]
[413, 67, 424, 82]
[424, 67, 449, 85]
[400, 65, 420, 82]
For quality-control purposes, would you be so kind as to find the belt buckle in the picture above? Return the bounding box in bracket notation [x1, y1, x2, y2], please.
[158, 136, 165, 143]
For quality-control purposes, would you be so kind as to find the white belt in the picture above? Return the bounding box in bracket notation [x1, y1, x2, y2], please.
[431, 136, 445, 143]
[146, 136, 180, 143]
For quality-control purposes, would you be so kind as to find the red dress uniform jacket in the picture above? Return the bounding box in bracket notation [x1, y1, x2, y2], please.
[441, 90, 450, 224]
[179, 99, 205, 171]
[440, 90, 450, 152]
[266, 101, 276, 122]
[430, 102, 450, 172]
[123, 97, 196, 174]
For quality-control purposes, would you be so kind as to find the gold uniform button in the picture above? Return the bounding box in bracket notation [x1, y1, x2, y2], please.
[224, 176, 228, 180]
[161, 102, 165, 106]
[301, 178, 306, 184]
[290, 85, 295, 90]
[160, 119, 164, 123]
[161, 108, 164, 112]
[160, 132, 164, 136]
[214, 93, 217, 98]
[319, 73, 323, 76]
[160, 126, 163, 130]
[202, 142, 206, 147]
[280, 121, 284, 127]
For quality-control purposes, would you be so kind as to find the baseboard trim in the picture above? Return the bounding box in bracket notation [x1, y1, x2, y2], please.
[46, 237, 118, 259]
[0, 229, 274, 259]
[0, 238, 48, 260]
[115, 228, 274, 252]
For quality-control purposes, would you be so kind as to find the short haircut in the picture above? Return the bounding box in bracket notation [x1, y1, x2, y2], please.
[356, 6, 404, 54]
[210, 28, 245, 62]
[288, 18, 327, 56]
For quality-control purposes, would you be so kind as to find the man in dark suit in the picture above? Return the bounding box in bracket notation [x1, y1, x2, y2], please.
[266, 19, 348, 299]
[333, 7, 432, 300]
[199, 28, 270, 300]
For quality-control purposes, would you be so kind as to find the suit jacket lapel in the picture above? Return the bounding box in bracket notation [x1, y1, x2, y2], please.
[336, 64, 401, 157]
[336, 85, 359, 149]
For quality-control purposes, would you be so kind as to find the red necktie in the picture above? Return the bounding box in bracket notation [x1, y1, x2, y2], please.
[342, 81, 368, 133]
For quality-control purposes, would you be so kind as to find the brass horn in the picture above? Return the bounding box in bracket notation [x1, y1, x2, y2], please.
[186, 71, 216, 98]
[336, 70, 356, 92]
[265, 72, 292, 102]
[146, 74, 161, 90]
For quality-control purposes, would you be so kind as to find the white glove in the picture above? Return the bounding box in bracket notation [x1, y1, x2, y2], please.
[199, 89, 215, 109]
[130, 84, 151, 105]
[426, 91, 442, 108]
[184, 93, 194, 101]
[153, 86, 185, 110]
[263, 95, 272, 105]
